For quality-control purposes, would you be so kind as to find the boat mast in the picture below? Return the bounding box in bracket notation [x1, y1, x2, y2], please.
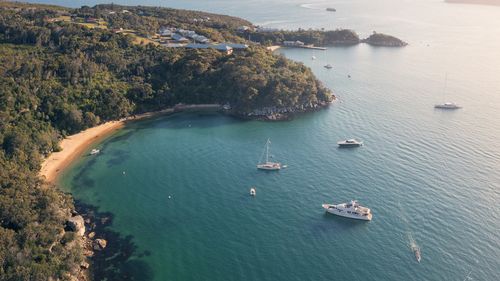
[266, 139, 270, 163]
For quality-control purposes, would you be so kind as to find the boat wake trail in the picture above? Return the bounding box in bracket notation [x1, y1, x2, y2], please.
[461, 260, 479, 281]
[398, 201, 421, 262]
[299, 3, 322, 10]
[407, 232, 421, 262]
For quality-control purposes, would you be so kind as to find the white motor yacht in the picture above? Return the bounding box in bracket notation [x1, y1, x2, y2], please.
[322, 200, 372, 221]
[434, 102, 461, 109]
[337, 139, 362, 147]
[90, 149, 100, 155]
[250, 187, 256, 196]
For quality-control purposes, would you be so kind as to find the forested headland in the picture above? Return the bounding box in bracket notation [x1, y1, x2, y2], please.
[0, 2, 332, 280]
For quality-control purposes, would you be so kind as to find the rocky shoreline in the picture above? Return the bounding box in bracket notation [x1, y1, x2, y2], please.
[65, 200, 151, 281]
[226, 96, 336, 121]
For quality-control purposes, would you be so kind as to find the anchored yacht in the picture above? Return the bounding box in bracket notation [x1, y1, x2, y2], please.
[257, 139, 281, 170]
[90, 149, 100, 155]
[337, 139, 363, 147]
[324, 64, 333, 69]
[434, 102, 461, 109]
[322, 200, 372, 221]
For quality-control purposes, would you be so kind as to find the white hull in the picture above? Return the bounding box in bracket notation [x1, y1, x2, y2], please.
[257, 162, 281, 170]
[434, 103, 461, 109]
[337, 139, 363, 147]
[322, 204, 372, 221]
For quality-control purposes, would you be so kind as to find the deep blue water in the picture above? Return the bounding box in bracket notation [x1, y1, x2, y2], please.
[49, 0, 500, 280]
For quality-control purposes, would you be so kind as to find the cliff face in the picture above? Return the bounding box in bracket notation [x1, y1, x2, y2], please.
[362, 33, 408, 47]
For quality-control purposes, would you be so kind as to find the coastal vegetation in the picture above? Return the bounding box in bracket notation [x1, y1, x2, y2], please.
[0, 2, 331, 280]
[245, 28, 361, 46]
[362, 32, 408, 47]
[244, 28, 407, 47]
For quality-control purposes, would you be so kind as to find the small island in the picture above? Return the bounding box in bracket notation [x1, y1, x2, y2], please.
[362, 32, 408, 47]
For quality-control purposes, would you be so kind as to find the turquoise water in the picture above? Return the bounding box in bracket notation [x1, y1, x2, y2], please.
[50, 0, 500, 280]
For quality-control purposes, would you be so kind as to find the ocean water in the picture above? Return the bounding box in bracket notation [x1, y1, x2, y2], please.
[51, 0, 500, 280]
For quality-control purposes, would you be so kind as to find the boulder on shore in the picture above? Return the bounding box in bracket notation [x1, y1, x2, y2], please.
[94, 239, 107, 250]
[80, 261, 90, 269]
[66, 215, 85, 237]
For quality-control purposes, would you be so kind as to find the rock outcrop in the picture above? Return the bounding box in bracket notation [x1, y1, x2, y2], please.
[67, 215, 85, 237]
[94, 239, 107, 250]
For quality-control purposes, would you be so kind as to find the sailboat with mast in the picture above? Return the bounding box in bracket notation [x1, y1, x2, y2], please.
[435, 74, 461, 109]
[257, 139, 281, 170]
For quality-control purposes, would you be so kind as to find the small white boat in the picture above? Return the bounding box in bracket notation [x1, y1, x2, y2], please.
[322, 200, 372, 221]
[324, 64, 333, 69]
[412, 245, 422, 262]
[90, 149, 100, 155]
[257, 139, 281, 171]
[250, 187, 256, 196]
[311, 55, 316, 60]
[434, 102, 461, 109]
[337, 139, 363, 147]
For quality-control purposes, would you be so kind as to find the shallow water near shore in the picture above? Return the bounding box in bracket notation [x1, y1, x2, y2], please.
[51, 0, 500, 280]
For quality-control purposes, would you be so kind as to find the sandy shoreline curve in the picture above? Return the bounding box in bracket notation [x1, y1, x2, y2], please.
[40, 104, 221, 184]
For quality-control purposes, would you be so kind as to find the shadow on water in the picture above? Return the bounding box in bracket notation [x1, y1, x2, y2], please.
[102, 129, 136, 145]
[76, 201, 155, 281]
[134, 111, 244, 131]
[72, 157, 97, 188]
[106, 149, 131, 168]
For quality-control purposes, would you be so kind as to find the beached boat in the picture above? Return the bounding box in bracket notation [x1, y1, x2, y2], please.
[324, 64, 333, 69]
[90, 149, 100, 155]
[322, 200, 372, 221]
[257, 139, 281, 170]
[337, 139, 363, 147]
[250, 187, 256, 196]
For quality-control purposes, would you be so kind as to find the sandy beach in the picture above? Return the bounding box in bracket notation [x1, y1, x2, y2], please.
[446, 0, 500, 6]
[40, 104, 221, 184]
[40, 120, 125, 183]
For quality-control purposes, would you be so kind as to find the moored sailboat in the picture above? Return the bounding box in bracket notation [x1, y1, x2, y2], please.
[257, 139, 281, 170]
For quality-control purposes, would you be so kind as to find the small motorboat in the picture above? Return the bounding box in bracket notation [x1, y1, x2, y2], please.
[90, 149, 100, 155]
[412, 245, 421, 263]
[250, 187, 256, 196]
[311, 55, 316, 60]
[324, 64, 333, 69]
[434, 102, 461, 109]
[337, 139, 363, 147]
[326, 7, 336, 12]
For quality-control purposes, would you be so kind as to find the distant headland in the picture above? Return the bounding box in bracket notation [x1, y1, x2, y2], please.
[446, 0, 500, 6]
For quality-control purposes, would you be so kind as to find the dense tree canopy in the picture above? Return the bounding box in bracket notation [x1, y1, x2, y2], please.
[0, 2, 332, 280]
